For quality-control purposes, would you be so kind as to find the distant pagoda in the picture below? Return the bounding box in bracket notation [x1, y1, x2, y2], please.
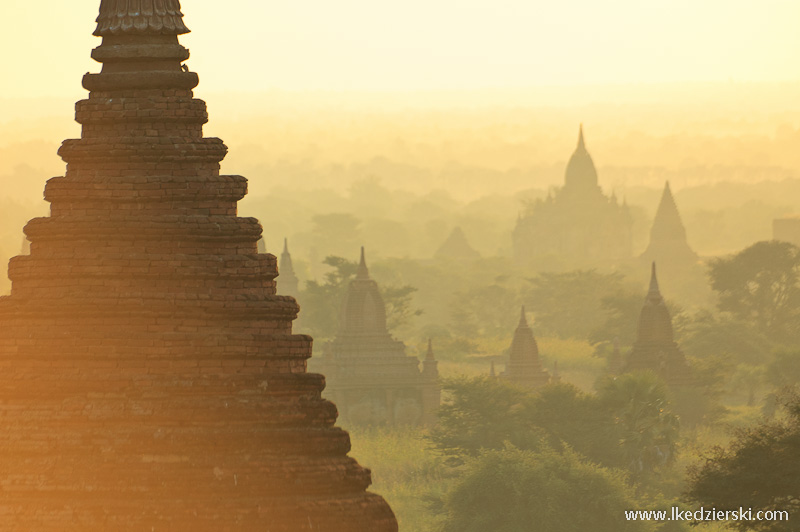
[500, 306, 550, 389]
[623, 263, 693, 385]
[315, 248, 440, 426]
[278, 237, 300, 298]
[513, 126, 632, 269]
[640, 181, 697, 269]
[434, 226, 480, 260]
[0, 2, 396, 530]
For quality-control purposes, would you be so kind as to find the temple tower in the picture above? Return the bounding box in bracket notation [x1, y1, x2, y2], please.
[563, 124, 601, 196]
[623, 263, 692, 385]
[278, 237, 300, 298]
[641, 181, 697, 269]
[314, 248, 439, 426]
[500, 306, 550, 389]
[512, 126, 632, 269]
[0, 2, 397, 530]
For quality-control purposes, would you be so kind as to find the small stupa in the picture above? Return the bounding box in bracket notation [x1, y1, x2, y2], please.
[500, 306, 550, 389]
[623, 263, 693, 385]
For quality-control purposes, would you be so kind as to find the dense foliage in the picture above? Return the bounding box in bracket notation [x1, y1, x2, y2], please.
[440, 446, 654, 532]
[685, 394, 800, 532]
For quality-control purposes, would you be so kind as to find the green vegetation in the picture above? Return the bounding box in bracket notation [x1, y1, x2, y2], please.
[440, 446, 654, 532]
[686, 394, 800, 532]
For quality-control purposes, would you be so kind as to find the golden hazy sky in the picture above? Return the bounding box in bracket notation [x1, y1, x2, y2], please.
[2, 0, 800, 98]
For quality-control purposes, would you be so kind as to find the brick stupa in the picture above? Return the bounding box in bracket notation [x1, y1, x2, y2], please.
[0, 2, 397, 530]
[314, 248, 440, 426]
[500, 306, 550, 389]
[623, 263, 693, 385]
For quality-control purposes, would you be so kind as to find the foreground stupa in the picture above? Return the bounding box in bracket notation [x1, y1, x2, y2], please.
[0, 2, 397, 530]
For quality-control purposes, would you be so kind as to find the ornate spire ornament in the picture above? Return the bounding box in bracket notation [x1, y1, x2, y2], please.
[0, 2, 397, 529]
[94, 0, 190, 36]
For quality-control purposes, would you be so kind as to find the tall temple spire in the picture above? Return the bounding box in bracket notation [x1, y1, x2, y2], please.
[577, 123, 586, 150]
[0, 2, 398, 529]
[518, 305, 528, 328]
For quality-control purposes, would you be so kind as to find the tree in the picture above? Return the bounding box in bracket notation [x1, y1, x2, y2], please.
[731, 364, 766, 407]
[299, 256, 420, 338]
[681, 310, 772, 366]
[589, 290, 644, 346]
[708, 241, 800, 343]
[428, 377, 545, 461]
[381, 284, 423, 332]
[685, 393, 800, 532]
[299, 256, 358, 338]
[596, 373, 680, 483]
[440, 446, 655, 532]
[449, 279, 521, 338]
[767, 350, 800, 390]
[525, 270, 633, 340]
[527, 381, 623, 469]
[309, 213, 362, 259]
[430, 377, 678, 482]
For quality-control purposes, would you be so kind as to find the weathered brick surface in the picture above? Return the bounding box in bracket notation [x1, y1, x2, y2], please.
[0, 2, 398, 530]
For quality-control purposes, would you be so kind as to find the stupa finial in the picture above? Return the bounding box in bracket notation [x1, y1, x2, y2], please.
[649, 262, 660, 295]
[518, 305, 528, 328]
[356, 246, 370, 280]
[426, 339, 435, 361]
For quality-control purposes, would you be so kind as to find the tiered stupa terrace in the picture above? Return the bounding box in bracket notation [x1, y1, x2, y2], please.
[0, 2, 397, 530]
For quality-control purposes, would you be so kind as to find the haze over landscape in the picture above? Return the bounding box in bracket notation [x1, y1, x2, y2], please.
[1, 1, 800, 531]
